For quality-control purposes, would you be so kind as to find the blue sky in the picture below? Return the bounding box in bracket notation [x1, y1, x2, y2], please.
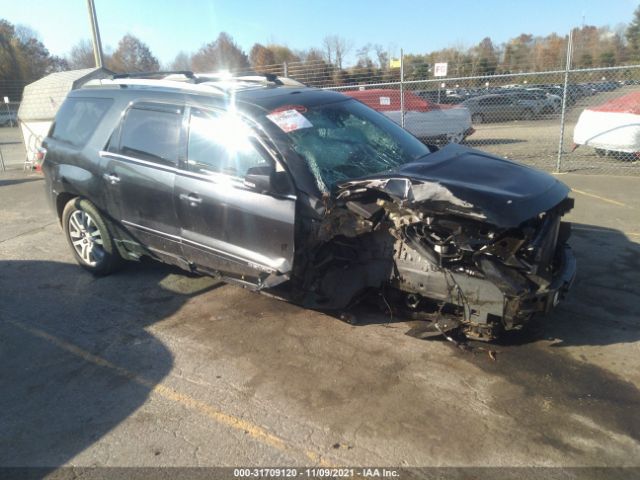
[2, 0, 638, 65]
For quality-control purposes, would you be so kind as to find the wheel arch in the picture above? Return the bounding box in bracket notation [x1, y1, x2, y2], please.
[56, 192, 78, 224]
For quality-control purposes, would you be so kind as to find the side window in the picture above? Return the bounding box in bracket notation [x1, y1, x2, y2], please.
[50, 97, 112, 147]
[118, 105, 182, 166]
[187, 108, 269, 178]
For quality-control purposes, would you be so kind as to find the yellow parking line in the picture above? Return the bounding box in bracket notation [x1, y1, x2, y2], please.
[6, 319, 333, 466]
[572, 226, 640, 237]
[571, 188, 627, 207]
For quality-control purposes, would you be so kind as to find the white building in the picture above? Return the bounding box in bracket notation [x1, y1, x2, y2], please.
[17, 68, 112, 167]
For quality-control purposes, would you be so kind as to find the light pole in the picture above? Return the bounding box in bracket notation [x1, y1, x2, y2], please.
[86, 0, 104, 68]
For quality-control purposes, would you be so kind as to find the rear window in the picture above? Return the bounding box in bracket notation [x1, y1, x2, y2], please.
[50, 97, 112, 147]
[117, 105, 183, 166]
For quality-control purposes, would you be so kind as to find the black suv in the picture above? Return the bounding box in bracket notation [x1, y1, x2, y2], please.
[42, 72, 576, 341]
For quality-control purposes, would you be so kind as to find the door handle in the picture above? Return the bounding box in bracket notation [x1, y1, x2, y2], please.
[103, 173, 120, 184]
[179, 193, 202, 206]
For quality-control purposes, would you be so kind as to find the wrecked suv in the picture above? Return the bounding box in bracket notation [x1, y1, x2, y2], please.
[42, 73, 576, 341]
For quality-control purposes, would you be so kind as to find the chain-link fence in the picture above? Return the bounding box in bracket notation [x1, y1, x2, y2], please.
[0, 100, 23, 171]
[0, 100, 19, 128]
[3, 61, 640, 175]
[232, 60, 640, 176]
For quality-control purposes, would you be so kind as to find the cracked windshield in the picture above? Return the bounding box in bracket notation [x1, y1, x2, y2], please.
[273, 99, 431, 190]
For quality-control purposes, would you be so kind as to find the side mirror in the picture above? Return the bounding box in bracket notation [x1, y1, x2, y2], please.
[244, 165, 293, 196]
[244, 165, 272, 194]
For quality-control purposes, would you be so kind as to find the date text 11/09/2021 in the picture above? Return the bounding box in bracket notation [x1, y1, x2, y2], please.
[233, 468, 400, 478]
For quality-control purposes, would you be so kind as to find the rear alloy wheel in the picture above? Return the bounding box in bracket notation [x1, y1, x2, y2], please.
[62, 198, 122, 276]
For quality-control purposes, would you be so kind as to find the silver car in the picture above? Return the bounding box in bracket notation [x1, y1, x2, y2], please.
[462, 94, 535, 123]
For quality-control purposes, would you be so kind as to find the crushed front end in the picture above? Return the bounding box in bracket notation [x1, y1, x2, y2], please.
[294, 166, 576, 342]
[383, 188, 576, 340]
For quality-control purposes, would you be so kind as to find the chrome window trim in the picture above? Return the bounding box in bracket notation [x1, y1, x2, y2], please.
[100, 150, 296, 200]
[99, 151, 178, 174]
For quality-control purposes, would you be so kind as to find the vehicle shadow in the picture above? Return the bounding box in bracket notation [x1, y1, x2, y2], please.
[0, 177, 43, 187]
[345, 222, 640, 350]
[534, 223, 640, 348]
[0, 259, 221, 471]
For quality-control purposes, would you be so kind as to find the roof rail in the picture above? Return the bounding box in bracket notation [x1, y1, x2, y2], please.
[109, 70, 305, 87]
[82, 71, 306, 95]
[230, 74, 305, 87]
[112, 70, 195, 80]
[264, 73, 283, 85]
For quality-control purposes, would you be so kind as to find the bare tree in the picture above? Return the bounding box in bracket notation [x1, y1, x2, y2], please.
[322, 35, 352, 69]
[169, 51, 192, 71]
[355, 43, 372, 67]
[67, 39, 96, 69]
[373, 44, 388, 70]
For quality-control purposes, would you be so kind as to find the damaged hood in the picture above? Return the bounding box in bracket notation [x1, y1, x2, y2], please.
[337, 144, 571, 227]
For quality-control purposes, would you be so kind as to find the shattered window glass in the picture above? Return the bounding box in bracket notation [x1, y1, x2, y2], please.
[278, 99, 431, 191]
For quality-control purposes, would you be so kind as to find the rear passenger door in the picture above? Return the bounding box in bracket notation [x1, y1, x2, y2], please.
[175, 106, 296, 286]
[100, 102, 185, 259]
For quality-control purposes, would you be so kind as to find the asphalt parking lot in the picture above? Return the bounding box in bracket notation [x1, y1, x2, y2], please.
[0, 167, 639, 474]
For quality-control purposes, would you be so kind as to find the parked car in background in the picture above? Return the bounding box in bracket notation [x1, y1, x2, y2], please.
[538, 85, 577, 106]
[345, 89, 474, 144]
[503, 91, 548, 116]
[461, 94, 535, 123]
[414, 90, 467, 105]
[41, 72, 575, 342]
[573, 90, 640, 160]
[524, 89, 562, 113]
[590, 81, 619, 92]
[573, 83, 596, 97]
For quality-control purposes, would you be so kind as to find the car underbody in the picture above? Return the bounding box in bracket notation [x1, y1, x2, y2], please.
[289, 174, 575, 342]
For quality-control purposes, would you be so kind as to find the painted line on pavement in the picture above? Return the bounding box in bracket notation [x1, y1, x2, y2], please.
[571, 188, 627, 207]
[6, 319, 334, 467]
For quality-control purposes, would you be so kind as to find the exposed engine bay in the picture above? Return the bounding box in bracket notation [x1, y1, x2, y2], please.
[292, 176, 576, 342]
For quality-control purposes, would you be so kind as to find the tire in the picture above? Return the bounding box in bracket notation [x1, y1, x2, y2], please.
[62, 198, 123, 276]
[471, 113, 484, 124]
[445, 131, 465, 144]
[595, 148, 607, 157]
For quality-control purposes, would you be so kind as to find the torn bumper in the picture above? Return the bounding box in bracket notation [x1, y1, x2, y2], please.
[499, 244, 576, 332]
[543, 244, 576, 313]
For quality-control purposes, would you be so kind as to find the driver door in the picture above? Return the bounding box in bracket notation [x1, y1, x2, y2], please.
[175, 106, 296, 286]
